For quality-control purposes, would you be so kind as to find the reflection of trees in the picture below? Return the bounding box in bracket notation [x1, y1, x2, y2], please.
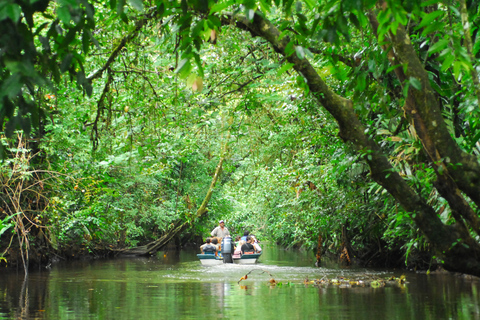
[16, 277, 28, 320]
[315, 274, 480, 319]
[0, 260, 478, 319]
[0, 271, 50, 319]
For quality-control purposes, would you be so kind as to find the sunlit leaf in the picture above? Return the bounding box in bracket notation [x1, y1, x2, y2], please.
[295, 46, 305, 59]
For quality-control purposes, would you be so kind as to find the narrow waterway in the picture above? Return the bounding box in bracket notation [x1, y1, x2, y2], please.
[1, 243, 479, 319]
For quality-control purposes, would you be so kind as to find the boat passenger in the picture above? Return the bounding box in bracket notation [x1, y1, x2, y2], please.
[233, 240, 245, 259]
[211, 237, 222, 258]
[241, 231, 249, 241]
[234, 236, 241, 246]
[200, 238, 218, 256]
[211, 220, 230, 238]
[251, 235, 262, 253]
[241, 236, 255, 254]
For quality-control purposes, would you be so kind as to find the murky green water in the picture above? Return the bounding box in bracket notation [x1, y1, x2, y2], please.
[1, 243, 479, 319]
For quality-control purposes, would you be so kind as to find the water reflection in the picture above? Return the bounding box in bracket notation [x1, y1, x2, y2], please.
[0, 244, 479, 319]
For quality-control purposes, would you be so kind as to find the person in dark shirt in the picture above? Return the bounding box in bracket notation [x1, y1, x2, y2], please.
[241, 235, 255, 254]
[200, 237, 218, 256]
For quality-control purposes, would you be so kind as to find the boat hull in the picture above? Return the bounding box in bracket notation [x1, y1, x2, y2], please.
[233, 253, 262, 264]
[197, 254, 223, 266]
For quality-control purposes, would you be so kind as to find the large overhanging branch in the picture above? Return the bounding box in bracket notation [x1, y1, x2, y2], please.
[87, 8, 160, 82]
[221, 12, 480, 276]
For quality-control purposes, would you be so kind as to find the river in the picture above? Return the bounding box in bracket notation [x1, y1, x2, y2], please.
[0, 243, 479, 319]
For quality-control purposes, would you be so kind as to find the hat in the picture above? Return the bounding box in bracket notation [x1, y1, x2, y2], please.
[219, 220, 225, 223]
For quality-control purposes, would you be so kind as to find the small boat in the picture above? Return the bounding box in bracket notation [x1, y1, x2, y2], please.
[233, 252, 262, 264]
[197, 254, 223, 266]
[197, 237, 262, 265]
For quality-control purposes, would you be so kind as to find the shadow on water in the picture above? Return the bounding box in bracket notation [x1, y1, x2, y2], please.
[0, 243, 479, 319]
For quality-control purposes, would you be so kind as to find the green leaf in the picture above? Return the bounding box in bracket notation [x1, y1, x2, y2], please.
[349, 12, 360, 28]
[110, 0, 117, 11]
[421, 20, 445, 36]
[409, 77, 422, 90]
[60, 53, 74, 73]
[247, 9, 255, 20]
[441, 54, 455, 72]
[277, 63, 294, 77]
[191, 19, 205, 37]
[208, 15, 221, 28]
[117, 0, 126, 16]
[187, 73, 197, 87]
[210, 0, 235, 14]
[304, 0, 315, 10]
[0, 3, 21, 22]
[193, 53, 204, 77]
[295, 46, 305, 59]
[453, 61, 462, 80]
[386, 64, 402, 74]
[295, 1, 302, 12]
[57, 6, 72, 24]
[181, 0, 188, 14]
[394, 10, 408, 25]
[1, 73, 22, 99]
[417, 10, 444, 29]
[285, 41, 295, 57]
[403, 82, 410, 97]
[326, 26, 337, 43]
[175, 58, 192, 79]
[356, 73, 366, 91]
[336, 14, 350, 40]
[157, 2, 165, 16]
[390, 20, 399, 35]
[128, 0, 144, 11]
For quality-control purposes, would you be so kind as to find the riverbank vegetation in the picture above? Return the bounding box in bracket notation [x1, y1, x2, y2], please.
[1, 0, 480, 275]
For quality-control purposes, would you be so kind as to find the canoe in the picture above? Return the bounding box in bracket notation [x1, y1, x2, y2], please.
[233, 252, 262, 264]
[197, 254, 223, 266]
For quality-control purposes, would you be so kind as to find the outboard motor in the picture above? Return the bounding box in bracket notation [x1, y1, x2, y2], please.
[221, 236, 234, 263]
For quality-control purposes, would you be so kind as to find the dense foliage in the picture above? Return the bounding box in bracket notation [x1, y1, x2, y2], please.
[1, 0, 480, 275]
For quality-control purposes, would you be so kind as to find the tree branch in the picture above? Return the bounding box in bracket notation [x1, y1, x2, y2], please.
[87, 8, 159, 81]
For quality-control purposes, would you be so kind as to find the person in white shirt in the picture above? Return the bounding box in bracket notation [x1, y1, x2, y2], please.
[251, 235, 262, 253]
[210, 220, 230, 238]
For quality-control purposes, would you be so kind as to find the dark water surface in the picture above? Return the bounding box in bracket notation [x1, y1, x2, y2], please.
[1, 243, 479, 319]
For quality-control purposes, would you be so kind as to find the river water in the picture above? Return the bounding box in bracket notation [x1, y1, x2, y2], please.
[0, 243, 479, 319]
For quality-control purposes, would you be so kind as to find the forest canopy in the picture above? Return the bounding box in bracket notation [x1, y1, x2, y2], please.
[1, 0, 480, 276]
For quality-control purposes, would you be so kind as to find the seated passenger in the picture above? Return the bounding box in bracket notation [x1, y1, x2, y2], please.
[251, 235, 262, 253]
[233, 240, 245, 259]
[200, 238, 218, 256]
[241, 236, 255, 254]
[211, 237, 222, 258]
[241, 231, 249, 242]
[234, 236, 241, 247]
